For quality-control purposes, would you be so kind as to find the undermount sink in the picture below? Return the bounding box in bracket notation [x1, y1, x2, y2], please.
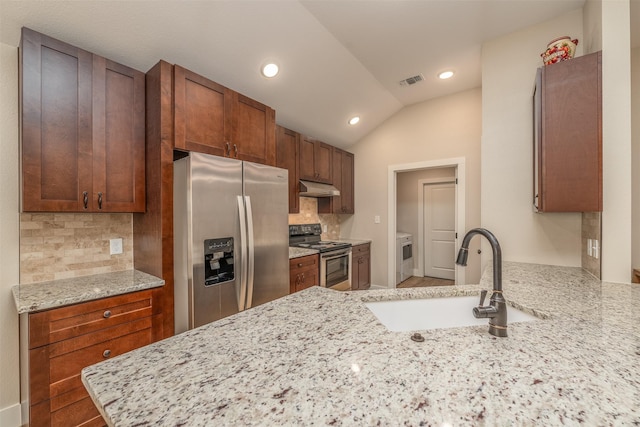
[365, 296, 539, 332]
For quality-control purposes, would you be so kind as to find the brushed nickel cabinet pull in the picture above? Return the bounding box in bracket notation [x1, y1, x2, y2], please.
[225, 142, 230, 156]
[233, 143, 238, 158]
[83, 191, 88, 209]
[103, 349, 111, 358]
[97, 192, 103, 209]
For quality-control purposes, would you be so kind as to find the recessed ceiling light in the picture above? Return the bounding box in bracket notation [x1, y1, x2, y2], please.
[348, 116, 360, 125]
[438, 70, 454, 80]
[261, 63, 279, 78]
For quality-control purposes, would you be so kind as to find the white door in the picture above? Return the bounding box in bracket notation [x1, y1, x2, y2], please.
[423, 182, 456, 280]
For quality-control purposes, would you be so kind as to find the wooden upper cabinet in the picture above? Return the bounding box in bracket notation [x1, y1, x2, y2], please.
[534, 51, 602, 212]
[174, 65, 276, 166]
[276, 126, 300, 213]
[174, 65, 231, 157]
[231, 92, 276, 166]
[20, 28, 145, 213]
[318, 147, 354, 214]
[92, 57, 146, 212]
[299, 135, 332, 183]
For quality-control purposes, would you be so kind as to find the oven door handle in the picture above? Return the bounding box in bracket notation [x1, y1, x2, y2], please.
[321, 250, 351, 260]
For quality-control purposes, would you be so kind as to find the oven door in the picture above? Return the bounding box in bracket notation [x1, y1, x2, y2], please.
[320, 249, 352, 291]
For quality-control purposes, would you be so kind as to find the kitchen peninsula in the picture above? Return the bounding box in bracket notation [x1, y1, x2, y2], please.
[82, 262, 640, 425]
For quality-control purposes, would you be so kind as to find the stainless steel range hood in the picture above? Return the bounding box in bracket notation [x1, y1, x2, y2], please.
[299, 180, 340, 197]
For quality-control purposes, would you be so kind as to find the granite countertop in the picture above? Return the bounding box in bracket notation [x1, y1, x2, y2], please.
[82, 262, 640, 425]
[337, 238, 372, 246]
[12, 270, 164, 314]
[288, 247, 319, 259]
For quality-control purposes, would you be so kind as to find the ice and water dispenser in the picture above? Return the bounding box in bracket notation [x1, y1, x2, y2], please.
[204, 238, 235, 286]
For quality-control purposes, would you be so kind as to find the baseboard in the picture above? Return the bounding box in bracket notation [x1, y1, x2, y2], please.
[0, 403, 22, 427]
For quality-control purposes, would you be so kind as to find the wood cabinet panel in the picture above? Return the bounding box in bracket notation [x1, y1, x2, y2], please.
[26, 290, 160, 426]
[20, 28, 92, 212]
[289, 255, 319, 294]
[351, 243, 371, 290]
[276, 126, 300, 213]
[231, 92, 276, 166]
[20, 28, 145, 213]
[174, 65, 231, 157]
[92, 57, 146, 212]
[534, 51, 602, 212]
[318, 148, 354, 214]
[299, 136, 332, 183]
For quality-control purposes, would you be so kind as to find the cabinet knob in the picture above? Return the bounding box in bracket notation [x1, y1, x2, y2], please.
[97, 192, 103, 210]
[103, 310, 111, 318]
[103, 349, 111, 358]
[297, 263, 303, 267]
[82, 191, 89, 209]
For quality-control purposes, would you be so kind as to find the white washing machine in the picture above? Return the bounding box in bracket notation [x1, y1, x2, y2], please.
[396, 232, 413, 285]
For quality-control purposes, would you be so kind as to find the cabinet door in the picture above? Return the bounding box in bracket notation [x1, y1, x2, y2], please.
[536, 51, 602, 212]
[314, 141, 333, 183]
[299, 136, 316, 181]
[289, 255, 319, 293]
[230, 92, 276, 166]
[174, 65, 232, 157]
[357, 252, 371, 290]
[276, 126, 300, 213]
[318, 148, 354, 214]
[341, 151, 354, 213]
[21, 28, 93, 212]
[92, 56, 146, 212]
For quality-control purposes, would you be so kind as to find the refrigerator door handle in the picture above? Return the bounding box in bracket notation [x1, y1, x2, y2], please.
[236, 195, 248, 311]
[244, 195, 255, 309]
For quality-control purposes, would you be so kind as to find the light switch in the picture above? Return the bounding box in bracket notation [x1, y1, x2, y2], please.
[593, 239, 599, 259]
[374, 215, 381, 224]
[110, 238, 123, 255]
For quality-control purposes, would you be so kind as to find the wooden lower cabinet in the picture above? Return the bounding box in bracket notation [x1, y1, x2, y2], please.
[351, 243, 371, 290]
[24, 290, 163, 427]
[289, 255, 320, 293]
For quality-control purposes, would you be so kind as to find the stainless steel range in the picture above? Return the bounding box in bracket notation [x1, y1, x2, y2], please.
[289, 224, 352, 291]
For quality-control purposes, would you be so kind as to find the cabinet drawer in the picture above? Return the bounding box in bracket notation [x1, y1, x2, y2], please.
[50, 326, 151, 391]
[51, 395, 104, 427]
[30, 290, 154, 348]
[290, 255, 318, 271]
[353, 243, 370, 255]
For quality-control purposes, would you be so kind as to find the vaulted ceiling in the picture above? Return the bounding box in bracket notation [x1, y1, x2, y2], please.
[5, 0, 627, 148]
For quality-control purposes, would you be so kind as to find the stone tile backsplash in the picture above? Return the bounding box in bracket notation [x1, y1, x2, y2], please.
[20, 213, 133, 284]
[288, 197, 340, 240]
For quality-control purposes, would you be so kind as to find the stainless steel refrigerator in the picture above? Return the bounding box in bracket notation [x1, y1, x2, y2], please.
[173, 152, 289, 334]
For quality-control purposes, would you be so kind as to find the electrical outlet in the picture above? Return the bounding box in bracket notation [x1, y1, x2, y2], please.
[110, 238, 123, 255]
[593, 239, 599, 259]
[587, 239, 593, 257]
[322, 224, 327, 233]
[374, 215, 381, 224]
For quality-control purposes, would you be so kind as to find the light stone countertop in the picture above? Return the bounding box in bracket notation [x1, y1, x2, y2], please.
[82, 262, 640, 426]
[336, 238, 372, 246]
[12, 270, 164, 314]
[288, 247, 319, 259]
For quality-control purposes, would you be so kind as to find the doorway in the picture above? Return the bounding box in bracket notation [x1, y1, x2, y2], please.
[421, 180, 456, 280]
[387, 158, 466, 287]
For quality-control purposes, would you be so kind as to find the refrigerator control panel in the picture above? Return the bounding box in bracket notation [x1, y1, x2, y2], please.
[204, 238, 235, 286]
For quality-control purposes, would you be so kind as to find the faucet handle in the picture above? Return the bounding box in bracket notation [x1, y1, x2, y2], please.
[478, 290, 488, 306]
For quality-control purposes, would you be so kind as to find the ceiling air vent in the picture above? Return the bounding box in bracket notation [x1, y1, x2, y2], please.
[399, 74, 424, 86]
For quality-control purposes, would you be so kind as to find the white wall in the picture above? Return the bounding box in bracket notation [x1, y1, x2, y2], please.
[481, 9, 584, 268]
[0, 42, 22, 426]
[600, 0, 632, 283]
[342, 88, 482, 286]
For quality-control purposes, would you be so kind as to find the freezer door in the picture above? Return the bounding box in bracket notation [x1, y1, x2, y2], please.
[174, 153, 244, 332]
[243, 162, 290, 307]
